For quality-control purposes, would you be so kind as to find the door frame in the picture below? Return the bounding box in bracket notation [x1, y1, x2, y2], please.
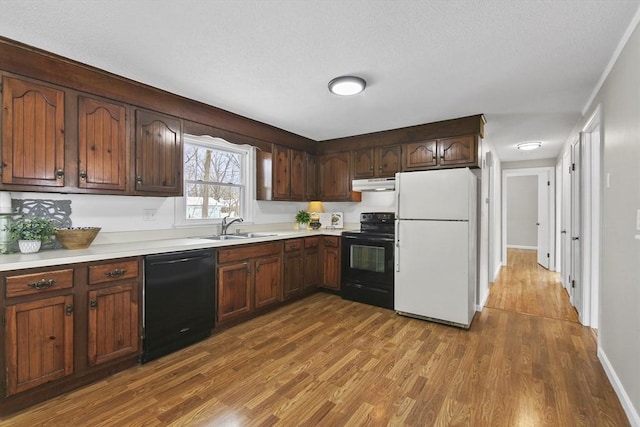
[501, 167, 555, 268]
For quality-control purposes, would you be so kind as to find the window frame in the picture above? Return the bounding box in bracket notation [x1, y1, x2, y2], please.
[175, 134, 254, 227]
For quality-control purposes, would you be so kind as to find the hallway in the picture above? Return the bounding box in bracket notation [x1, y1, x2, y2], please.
[486, 248, 579, 323]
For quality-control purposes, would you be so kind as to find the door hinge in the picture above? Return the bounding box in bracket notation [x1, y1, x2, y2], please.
[547, 181, 550, 186]
[571, 163, 575, 171]
[571, 280, 576, 288]
[547, 253, 550, 258]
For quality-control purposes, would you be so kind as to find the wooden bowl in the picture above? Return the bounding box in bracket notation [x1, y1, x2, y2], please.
[55, 227, 101, 249]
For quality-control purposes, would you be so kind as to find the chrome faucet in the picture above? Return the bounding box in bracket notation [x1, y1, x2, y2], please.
[221, 217, 243, 235]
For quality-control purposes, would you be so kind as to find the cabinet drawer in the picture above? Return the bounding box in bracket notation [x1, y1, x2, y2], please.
[284, 239, 304, 252]
[324, 236, 340, 247]
[218, 242, 282, 264]
[304, 236, 319, 249]
[5, 269, 74, 298]
[89, 260, 139, 285]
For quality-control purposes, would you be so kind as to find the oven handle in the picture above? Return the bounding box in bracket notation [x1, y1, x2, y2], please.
[342, 235, 395, 243]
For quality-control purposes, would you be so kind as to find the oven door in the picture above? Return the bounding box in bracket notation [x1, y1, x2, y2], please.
[341, 234, 395, 288]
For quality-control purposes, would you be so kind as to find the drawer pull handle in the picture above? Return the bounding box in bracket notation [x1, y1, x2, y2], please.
[106, 269, 126, 278]
[28, 279, 55, 290]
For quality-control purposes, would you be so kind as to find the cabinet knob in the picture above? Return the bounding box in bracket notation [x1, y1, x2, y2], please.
[432, 155, 437, 161]
[79, 171, 87, 180]
[65, 304, 73, 316]
[55, 169, 65, 179]
[90, 298, 97, 310]
[370, 166, 374, 171]
[136, 176, 143, 184]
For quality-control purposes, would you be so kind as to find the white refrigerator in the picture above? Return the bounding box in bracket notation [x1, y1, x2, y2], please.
[394, 168, 478, 328]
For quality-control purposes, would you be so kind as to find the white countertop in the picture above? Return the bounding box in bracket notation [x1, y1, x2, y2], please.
[0, 229, 347, 272]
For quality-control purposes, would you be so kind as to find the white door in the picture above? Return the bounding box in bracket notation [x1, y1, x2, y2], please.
[570, 136, 582, 317]
[537, 171, 550, 269]
[561, 150, 572, 296]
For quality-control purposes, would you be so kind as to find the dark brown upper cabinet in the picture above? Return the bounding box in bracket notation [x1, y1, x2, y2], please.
[304, 153, 317, 201]
[317, 152, 361, 202]
[1, 76, 65, 187]
[403, 135, 479, 171]
[78, 96, 127, 192]
[134, 109, 183, 196]
[353, 146, 402, 179]
[257, 144, 307, 201]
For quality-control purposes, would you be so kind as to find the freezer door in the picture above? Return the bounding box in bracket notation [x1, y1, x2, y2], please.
[394, 220, 473, 326]
[396, 169, 472, 220]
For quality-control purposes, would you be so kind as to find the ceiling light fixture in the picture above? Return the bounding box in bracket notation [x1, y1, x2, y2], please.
[517, 142, 542, 151]
[328, 76, 366, 96]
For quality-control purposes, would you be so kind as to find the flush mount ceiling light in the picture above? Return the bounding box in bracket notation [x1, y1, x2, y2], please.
[517, 142, 542, 151]
[328, 76, 366, 96]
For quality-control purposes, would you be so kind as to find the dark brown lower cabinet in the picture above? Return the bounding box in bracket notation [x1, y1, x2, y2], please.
[5, 295, 74, 396]
[321, 236, 341, 290]
[0, 257, 142, 415]
[217, 242, 283, 324]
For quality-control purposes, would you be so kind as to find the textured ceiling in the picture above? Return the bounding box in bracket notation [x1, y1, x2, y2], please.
[1, 0, 639, 162]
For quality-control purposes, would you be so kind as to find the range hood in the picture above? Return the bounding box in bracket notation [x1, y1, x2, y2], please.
[352, 177, 396, 192]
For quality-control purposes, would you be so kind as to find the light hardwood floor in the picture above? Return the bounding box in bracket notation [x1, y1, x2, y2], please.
[0, 249, 628, 426]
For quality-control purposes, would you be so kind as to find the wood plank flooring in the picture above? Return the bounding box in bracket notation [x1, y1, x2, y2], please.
[0, 249, 628, 426]
[486, 248, 580, 322]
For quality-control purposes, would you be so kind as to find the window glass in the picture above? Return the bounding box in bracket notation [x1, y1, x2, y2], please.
[178, 135, 252, 224]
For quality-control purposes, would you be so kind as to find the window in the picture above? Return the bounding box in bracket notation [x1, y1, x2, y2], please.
[177, 135, 252, 225]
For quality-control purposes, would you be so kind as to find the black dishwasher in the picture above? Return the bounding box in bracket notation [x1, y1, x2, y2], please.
[141, 248, 215, 363]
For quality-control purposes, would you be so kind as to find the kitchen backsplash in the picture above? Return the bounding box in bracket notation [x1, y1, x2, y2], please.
[7, 190, 395, 235]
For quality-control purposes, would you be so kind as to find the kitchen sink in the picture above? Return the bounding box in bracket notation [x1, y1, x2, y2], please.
[197, 235, 248, 241]
[194, 232, 278, 241]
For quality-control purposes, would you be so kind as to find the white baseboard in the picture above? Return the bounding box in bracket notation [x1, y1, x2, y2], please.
[476, 290, 489, 312]
[598, 346, 639, 426]
[492, 263, 502, 282]
[506, 245, 537, 250]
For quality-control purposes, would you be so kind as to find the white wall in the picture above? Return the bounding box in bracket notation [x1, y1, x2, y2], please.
[506, 175, 538, 248]
[558, 17, 640, 425]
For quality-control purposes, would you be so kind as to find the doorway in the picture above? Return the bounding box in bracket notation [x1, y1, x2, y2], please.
[501, 167, 555, 269]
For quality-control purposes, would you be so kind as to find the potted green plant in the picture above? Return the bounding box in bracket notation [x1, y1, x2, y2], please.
[4, 216, 56, 253]
[294, 210, 311, 231]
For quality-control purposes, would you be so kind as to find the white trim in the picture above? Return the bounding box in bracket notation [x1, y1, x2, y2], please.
[582, 7, 640, 116]
[476, 289, 489, 312]
[501, 167, 555, 268]
[598, 347, 640, 426]
[492, 263, 501, 283]
[506, 245, 537, 250]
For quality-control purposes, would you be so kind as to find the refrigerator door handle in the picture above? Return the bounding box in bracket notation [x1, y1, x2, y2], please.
[395, 187, 401, 218]
[395, 221, 400, 272]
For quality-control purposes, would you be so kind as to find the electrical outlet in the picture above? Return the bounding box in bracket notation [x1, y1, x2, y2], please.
[143, 209, 157, 221]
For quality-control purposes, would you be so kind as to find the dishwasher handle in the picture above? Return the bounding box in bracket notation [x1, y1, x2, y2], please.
[147, 254, 211, 266]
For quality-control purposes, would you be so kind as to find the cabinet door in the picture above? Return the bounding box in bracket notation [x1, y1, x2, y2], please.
[404, 140, 437, 171]
[304, 153, 317, 201]
[217, 262, 251, 322]
[5, 295, 74, 396]
[134, 109, 182, 195]
[318, 153, 351, 200]
[283, 251, 303, 299]
[303, 247, 319, 290]
[377, 145, 402, 177]
[88, 284, 139, 367]
[290, 149, 305, 200]
[321, 237, 341, 290]
[438, 135, 477, 167]
[1, 76, 65, 187]
[254, 255, 282, 309]
[353, 148, 375, 179]
[78, 96, 127, 191]
[272, 145, 290, 200]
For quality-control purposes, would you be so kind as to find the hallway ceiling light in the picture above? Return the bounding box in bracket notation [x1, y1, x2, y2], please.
[517, 142, 542, 151]
[328, 76, 366, 96]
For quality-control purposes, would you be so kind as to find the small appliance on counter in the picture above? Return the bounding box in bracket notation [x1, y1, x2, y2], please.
[341, 212, 395, 309]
